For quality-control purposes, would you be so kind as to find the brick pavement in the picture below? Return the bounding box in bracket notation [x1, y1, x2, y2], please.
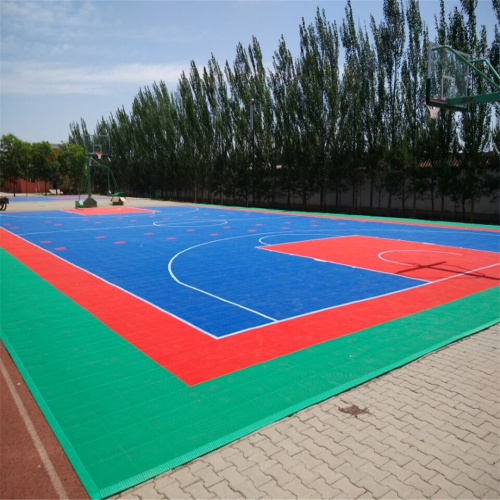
[113, 323, 499, 499]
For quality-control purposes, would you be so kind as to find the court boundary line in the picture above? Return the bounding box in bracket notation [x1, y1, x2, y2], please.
[2, 226, 499, 340]
[0, 227, 215, 337]
[2, 226, 499, 386]
[225, 261, 500, 338]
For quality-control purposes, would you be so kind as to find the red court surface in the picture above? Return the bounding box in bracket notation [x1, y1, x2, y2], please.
[263, 235, 500, 282]
[2, 228, 498, 386]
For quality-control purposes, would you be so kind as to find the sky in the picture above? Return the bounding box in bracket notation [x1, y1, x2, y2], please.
[0, 0, 497, 144]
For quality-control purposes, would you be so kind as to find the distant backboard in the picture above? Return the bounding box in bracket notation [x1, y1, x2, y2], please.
[426, 43, 500, 111]
[83, 134, 111, 157]
[426, 43, 471, 111]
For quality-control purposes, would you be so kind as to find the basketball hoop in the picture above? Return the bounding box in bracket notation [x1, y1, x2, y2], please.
[96, 151, 103, 160]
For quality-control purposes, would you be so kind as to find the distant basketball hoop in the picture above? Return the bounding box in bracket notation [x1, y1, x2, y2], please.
[96, 150, 103, 160]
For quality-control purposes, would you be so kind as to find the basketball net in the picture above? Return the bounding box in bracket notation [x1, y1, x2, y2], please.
[96, 151, 103, 160]
[425, 102, 440, 120]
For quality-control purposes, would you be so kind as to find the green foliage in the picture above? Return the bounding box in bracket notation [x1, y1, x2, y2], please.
[31, 141, 57, 183]
[1, 134, 31, 195]
[57, 142, 85, 193]
[57, 0, 497, 222]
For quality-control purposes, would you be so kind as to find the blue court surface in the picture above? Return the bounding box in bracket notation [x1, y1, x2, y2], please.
[1, 205, 498, 340]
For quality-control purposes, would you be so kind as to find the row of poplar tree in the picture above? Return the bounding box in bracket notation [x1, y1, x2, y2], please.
[2, 0, 498, 221]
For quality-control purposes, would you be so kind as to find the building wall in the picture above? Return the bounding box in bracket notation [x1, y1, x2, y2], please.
[1, 179, 50, 194]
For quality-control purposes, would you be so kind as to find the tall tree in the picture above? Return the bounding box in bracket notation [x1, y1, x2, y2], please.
[372, 0, 406, 212]
[249, 36, 275, 205]
[57, 142, 86, 194]
[31, 141, 57, 193]
[340, 1, 365, 210]
[400, 0, 425, 216]
[489, 0, 499, 155]
[225, 43, 254, 204]
[453, 0, 493, 221]
[270, 36, 300, 208]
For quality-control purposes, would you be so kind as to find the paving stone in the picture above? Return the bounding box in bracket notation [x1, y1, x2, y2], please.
[260, 426, 287, 445]
[382, 473, 417, 499]
[283, 478, 321, 499]
[225, 450, 254, 472]
[171, 467, 199, 488]
[402, 444, 434, 467]
[452, 472, 491, 498]
[232, 479, 266, 499]
[300, 437, 330, 458]
[355, 474, 391, 498]
[240, 465, 273, 488]
[234, 440, 263, 459]
[403, 471, 440, 497]
[380, 448, 413, 468]
[288, 463, 320, 486]
[219, 466, 248, 490]
[484, 488, 500, 499]
[184, 481, 216, 499]
[277, 437, 305, 456]
[259, 479, 296, 499]
[429, 472, 467, 498]
[309, 477, 344, 498]
[377, 489, 399, 499]
[126, 482, 165, 500]
[155, 481, 191, 499]
[207, 479, 241, 499]
[359, 461, 391, 483]
[426, 457, 461, 481]
[192, 464, 224, 488]
[314, 449, 345, 471]
[311, 463, 344, 486]
[331, 476, 366, 498]
[336, 462, 368, 486]
[265, 463, 295, 487]
[477, 472, 500, 492]
[359, 447, 391, 468]
[294, 450, 323, 469]
[153, 474, 178, 490]
[447, 457, 484, 481]
[254, 437, 283, 456]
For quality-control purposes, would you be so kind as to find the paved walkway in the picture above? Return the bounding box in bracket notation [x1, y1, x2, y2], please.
[112, 324, 499, 500]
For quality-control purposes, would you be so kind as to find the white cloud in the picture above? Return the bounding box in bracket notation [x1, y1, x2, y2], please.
[0, 61, 190, 95]
[0, 1, 96, 31]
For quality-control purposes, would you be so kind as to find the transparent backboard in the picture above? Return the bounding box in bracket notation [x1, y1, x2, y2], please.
[83, 134, 111, 157]
[426, 44, 471, 111]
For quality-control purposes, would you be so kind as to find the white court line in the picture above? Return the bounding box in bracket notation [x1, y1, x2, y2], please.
[378, 249, 462, 267]
[0, 229, 217, 338]
[168, 233, 282, 323]
[0, 355, 68, 499]
[221, 261, 500, 338]
[5, 223, 498, 340]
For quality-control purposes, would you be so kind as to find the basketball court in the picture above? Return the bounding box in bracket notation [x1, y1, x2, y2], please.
[1, 200, 498, 499]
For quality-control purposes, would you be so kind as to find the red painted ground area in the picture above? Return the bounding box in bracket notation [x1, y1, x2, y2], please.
[1, 229, 498, 386]
[263, 235, 500, 282]
[65, 207, 156, 215]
